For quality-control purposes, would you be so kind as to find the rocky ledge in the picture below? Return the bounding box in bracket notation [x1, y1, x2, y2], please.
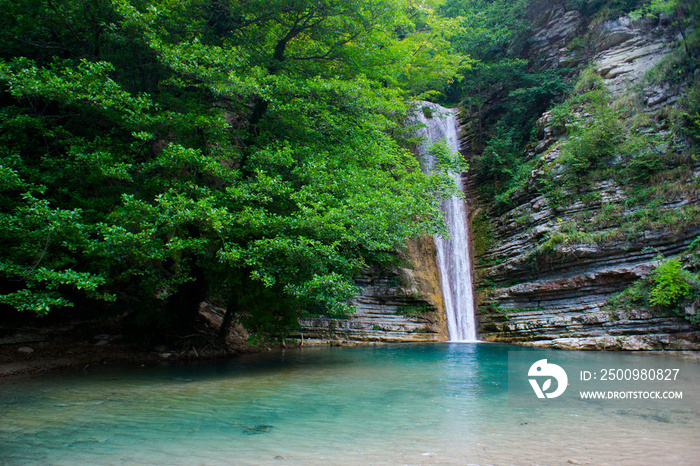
[289, 236, 447, 345]
[290, 267, 445, 346]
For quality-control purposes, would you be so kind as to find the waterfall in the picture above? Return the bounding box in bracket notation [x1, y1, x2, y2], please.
[413, 102, 477, 342]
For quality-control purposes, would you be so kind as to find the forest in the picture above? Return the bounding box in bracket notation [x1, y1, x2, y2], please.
[1, 0, 698, 344]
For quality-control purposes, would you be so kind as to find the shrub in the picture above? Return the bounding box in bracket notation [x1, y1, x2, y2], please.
[399, 302, 430, 317]
[649, 259, 692, 308]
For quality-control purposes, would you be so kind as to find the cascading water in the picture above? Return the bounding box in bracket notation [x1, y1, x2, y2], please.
[413, 102, 477, 342]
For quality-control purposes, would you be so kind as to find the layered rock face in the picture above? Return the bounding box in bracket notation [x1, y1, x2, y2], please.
[291, 236, 448, 345]
[475, 4, 700, 350]
[525, 1, 678, 83]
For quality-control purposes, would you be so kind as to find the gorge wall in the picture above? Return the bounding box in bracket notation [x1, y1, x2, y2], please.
[290, 236, 448, 345]
[474, 1, 700, 350]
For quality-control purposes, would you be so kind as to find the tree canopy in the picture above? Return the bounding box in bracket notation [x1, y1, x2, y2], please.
[0, 0, 464, 340]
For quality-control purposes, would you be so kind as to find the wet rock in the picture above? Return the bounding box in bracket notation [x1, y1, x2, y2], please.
[18, 346, 35, 353]
[96, 340, 109, 346]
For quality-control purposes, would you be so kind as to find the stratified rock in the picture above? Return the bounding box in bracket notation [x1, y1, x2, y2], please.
[591, 17, 676, 96]
[590, 17, 636, 52]
[526, 3, 586, 69]
[522, 334, 700, 351]
[473, 3, 700, 350]
[289, 234, 448, 345]
[292, 269, 444, 345]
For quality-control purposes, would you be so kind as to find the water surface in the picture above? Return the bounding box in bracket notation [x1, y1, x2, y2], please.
[1, 343, 698, 465]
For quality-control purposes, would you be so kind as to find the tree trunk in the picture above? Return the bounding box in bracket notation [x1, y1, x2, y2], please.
[218, 301, 237, 347]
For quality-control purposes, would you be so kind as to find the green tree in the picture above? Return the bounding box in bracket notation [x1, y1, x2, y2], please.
[0, 0, 461, 341]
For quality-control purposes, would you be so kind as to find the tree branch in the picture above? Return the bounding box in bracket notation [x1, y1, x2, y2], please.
[46, 0, 95, 58]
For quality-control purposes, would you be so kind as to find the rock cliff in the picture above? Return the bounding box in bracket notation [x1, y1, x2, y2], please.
[474, 2, 700, 350]
[290, 236, 448, 345]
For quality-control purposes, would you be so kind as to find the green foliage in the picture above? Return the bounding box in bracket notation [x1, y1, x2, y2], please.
[570, 0, 647, 23]
[558, 86, 623, 188]
[606, 278, 650, 309]
[649, 259, 692, 307]
[398, 302, 430, 317]
[455, 0, 697, 209]
[630, 0, 686, 18]
[390, 5, 471, 99]
[681, 83, 700, 142]
[491, 20, 699, 259]
[607, 254, 700, 324]
[438, 1, 571, 198]
[471, 211, 495, 262]
[428, 140, 469, 176]
[0, 0, 464, 340]
[565, 36, 588, 52]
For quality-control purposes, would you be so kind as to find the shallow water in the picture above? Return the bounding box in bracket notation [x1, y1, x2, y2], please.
[1, 343, 698, 465]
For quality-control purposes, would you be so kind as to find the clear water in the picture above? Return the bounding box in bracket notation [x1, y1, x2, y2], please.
[1, 343, 698, 465]
[413, 103, 477, 342]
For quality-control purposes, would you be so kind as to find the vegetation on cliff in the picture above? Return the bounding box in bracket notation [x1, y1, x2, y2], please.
[456, 0, 700, 330]
[441, 0, 698, 206]
[606, 241, 700, 325]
